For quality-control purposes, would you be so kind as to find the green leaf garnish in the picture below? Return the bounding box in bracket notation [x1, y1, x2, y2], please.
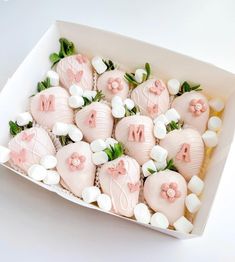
[147, 168, 156, 174]
[37, 77, 51, 92]
[164, 159, 178, 172]
[104, 142, 124, 161]
[50, 38, 76, 67]
[166, 121, 183, 132]
[82, 90, 105, 107]
[124, 104, 140, 116]
[177, 81, 202, 96]
[145, 63, 151, 79]
[9, 121, 33, 137]
[59, 135, 73, 146]
[103, 59, 116, 71]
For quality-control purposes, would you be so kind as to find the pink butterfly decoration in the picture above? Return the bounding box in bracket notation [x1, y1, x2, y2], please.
[21, 131, 35, 142]
[10, 148, 27, 166]
[128, 181, 140, 193]
[67, 69, 83, 84]
[107, 160, 126, 178]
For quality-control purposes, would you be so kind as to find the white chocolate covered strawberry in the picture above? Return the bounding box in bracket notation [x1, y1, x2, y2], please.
[8, 127, 56, 172]
[97, 69, 129, 102]
[30, 86, 74, 130]
[144, 170, 187, 225]
[99, 155, 140, 217]
[56, 141, 96, 197]
[160, 128, 204, 181]
[115, 115, 155, 165]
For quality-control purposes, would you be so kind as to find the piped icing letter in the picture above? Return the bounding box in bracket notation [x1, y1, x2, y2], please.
[128, 125, 145, 142]
[67, 69, 83, 84]
[176, 143, 191, 162]
[85, 110, 97, 128]
[39, 94, 55, 112]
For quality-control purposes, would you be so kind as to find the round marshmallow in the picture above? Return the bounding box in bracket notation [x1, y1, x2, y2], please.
[28, 164, 47, 181]
[202, 130, 218, 147]
[134, 203, 151, 224]
[142, 160, 157, 177]
[173, 216, 193, 234]
[69, 84, 84, 96]
[167, 79, 180, 95]
[154, 160, 167, 171]
[91, 56, 107, 74]
[68, 95, 84, 108]
[124, 98, 135, 110]
[135, 69, 147, 83]
[90, 139, 107, 152]
[150, 145, 168, 162]
[16, 112, 33, 126]
[111, 96, 123, 108]
[208, 116, 222, 132]
[112, 105, 126, 118]
[43, 170, 60, 185]
[153, 114, 170, 125]
[68, 126, 83, 142]
[46, 70, 59, 86]
[150, 212, 169, 229]
[185, 193, 201, 213]
[165, 108, 180, 122]
[82, 186, 101, 204]
[188, 175, 204, 196]
[40, 155, 57, 169]
[105, 137, 118, 148]
[52, 122, 69, 136]
[83, 90, 97, 100]
[0, 146, 11, 163]
[97, 194, 112, 211]
[154, 121, 167, 139]
[209, 98, 224, 112]
[92, 151, 109, 165]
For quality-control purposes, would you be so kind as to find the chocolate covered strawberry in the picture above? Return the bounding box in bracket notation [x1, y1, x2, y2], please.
[56, 141, 96, 197]
[144, 170, 187, 225]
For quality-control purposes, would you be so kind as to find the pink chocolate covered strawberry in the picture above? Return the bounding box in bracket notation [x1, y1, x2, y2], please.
[99, 155, 140, 217]
[56, 141, 96, 197]
[144, 170, 187, 225]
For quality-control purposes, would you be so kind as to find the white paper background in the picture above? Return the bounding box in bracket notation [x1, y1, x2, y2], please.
[0, 0, 235, 261]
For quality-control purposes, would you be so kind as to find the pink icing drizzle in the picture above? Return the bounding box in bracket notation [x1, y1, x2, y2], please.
[107, 160, 126, 178]
[189, 99, 207, 116]
[160, 182, 181, 202]
[176, 143, 191, 162]
[128, 181, 140, 193]
[39, 94, 55, 112]
[107, 77, 123, 94]
[67, 152, 86, 172]
[10, 148, 27, 166]
[84, 110, 97, 128]
[149, 80, 165, 95]
[128, 124, 145, 142]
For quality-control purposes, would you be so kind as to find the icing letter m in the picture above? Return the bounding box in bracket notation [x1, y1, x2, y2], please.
[128, 125, 145, 142]
[39, 95, 55, 112]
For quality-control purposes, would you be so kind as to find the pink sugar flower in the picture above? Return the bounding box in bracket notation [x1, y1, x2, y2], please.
[189, 99, 207, 116]
[160, 182, 181, 202]
[107, 77, 123, 94]
[149, 80, 165, 95]
[67, 152, 86, 172]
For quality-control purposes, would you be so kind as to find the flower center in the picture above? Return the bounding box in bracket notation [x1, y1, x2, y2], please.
[167, 188, 175, 198]
[111, 81, 119, 89]
[195, 103, 202, 111]
[72, 159, 80, 166]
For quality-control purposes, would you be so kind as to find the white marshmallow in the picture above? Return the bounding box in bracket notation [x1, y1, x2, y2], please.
[188, 175, 204, 196]
[90, 139, 107, 152]
[105, 137, 118, 148]
[92, 151, 109, 165]
[154, 160, 167, 171]
[111, 96, 123, 108]
[68, 126, 83, 142]
[46, 70, 59, 86]
[27, 164, 47, 181]
[142, 160, 157, 177]
[134, 69, 147, 83]
[153, 114, 170, 125]
[91, 56, 107, 74]
[124, 98, 135, 110]
[185, 193, 201, 213]
[167, 79, 180, 95]
[134, 203, 151, 224]
[40, 155, 57, 169]
[0, 145, 11, 163]
[52, 122, 69, 136]
[68, 95, 84, 108]
[154, 121, 167, 139]
[165, 108, 180, 122]
[69, 84, 84, 96]
[43, 170, 60, 185]
[112, 105, 126, 118]
[83, 90, 97, 101]
[208, 116, 222, 132]
[150, 212, 169, 229]
[173, 216, 193, 234]
[202, 130, 218, 147]
[150, 145, 168, 162]
[209, 98, 224, 112]
[16, 112, 33, 126]
[97, 194, 112, 211]
[82, 186, 101, 204]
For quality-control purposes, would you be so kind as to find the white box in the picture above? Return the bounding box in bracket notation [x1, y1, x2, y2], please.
[1, 20, 235, 239]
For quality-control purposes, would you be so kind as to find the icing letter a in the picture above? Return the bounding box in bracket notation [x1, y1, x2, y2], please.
[176, 143, 191, 162]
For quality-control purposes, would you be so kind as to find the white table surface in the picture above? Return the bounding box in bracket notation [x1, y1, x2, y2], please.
[1, 0, 235, 261]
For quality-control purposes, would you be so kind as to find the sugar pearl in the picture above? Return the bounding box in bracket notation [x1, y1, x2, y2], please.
[0, 145, 11, 163]
[134, 69, 147, 83]
[16, 112, 33, 126]
[188, 175, 204, 195]
[150, 145, 168, 162]
[142, 160, 157, 177]
[68, 95, 84, 108]
[28, 164, 47, 181]
[134, 203, 151, 224]
[202, 130, 218, 147]
[90, 139, 107, 152]
[97, 194, 112, 211]
[91, 56, 107, 74]
[46, 70, 59, 86]
[40, 155, 57, 169]
[185, 193, 201, 213]
[208, 116, 222, 132]
[82, 186, 101, 204]
[167, 79, 180, 95]
[150, 212, 169, 229]
[69, 84, 84, 96]
[209, 98, 224, 112]
[92, 151, 109, 165]
[173, 216, 193, 234]
[43, 170, 60, 185]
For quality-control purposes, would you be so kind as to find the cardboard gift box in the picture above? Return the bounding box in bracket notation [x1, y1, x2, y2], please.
[0, 20, 235, 239]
